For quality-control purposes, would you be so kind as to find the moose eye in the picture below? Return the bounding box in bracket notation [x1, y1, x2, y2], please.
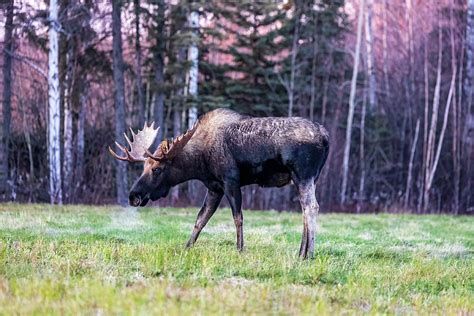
[152, 168, 162, 175]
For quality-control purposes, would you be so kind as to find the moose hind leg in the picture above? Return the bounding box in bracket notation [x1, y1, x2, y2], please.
[186, 190, 223, 248]
[297, 181, 319, 259]
[224, 183, 244, 251]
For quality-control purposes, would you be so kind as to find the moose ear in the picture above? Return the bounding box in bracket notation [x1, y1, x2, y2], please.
[159, 139, 170, 153]
[146, 138, 172, 162]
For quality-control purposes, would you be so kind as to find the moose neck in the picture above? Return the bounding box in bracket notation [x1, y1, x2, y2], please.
[168, 144, 205, 186]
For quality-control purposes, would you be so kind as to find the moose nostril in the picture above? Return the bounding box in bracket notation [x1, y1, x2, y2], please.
[129, 192, 141, 207]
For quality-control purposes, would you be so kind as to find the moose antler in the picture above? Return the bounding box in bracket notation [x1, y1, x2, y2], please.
[146, 122, 198, 161]
[108, 122, 160, 162]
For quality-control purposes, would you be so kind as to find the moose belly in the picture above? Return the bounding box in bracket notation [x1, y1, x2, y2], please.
[239, 159, 291, 187]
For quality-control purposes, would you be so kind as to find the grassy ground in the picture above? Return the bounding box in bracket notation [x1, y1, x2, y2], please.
[0, 204, 472, 315]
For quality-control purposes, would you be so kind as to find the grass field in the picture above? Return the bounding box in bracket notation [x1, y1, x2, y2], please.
[0, 203, 472, 315]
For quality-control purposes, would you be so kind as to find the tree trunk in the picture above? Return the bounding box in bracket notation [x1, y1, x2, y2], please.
[426, 68, 456, 209]
[450, 0, 460, 214]
[382, 0, 390, 101]
[134, 0, 145, 126]
[75, 87, 86, 194]
[341, 0, 365, 203]
[464, 0, 474, 116]
[187, 10, 199, 127]
[186, 9, 200, 205]
[63, 28, 75, 203]
[309, 38, 317, 122]
[321, 70, 330, 124]
[153, 0, 165, 144]
[170, 103, 182, 204]
[423, 24, 443, 212]
[288, 8, 300, 117]
[357, 80, 367, 213]
[405, 0, 415, 104]
[365, 0, 377, 111]
[21, 103, 34, 180]
[424, 18, 457, 211]
[1, 0, 14, 193]
[404, 119, 420, 209]
[48, 0, 63, 204]
[462, 0, 474, 212]
[112, 0, 128, 205]
[418, 34, 430, 212]
[171, 47, 186, 204]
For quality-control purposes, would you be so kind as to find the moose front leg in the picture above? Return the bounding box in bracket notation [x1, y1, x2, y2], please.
[224, 183, 244, 251]
[297, 180, 319, 259]
[186, 189, 223, 248]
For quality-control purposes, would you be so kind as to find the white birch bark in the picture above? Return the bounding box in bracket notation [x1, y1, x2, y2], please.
[48, 0, 62, 204]
[186, 10, 200, 204]
[427, 68, 456, 193]
[365, 0, 377, 111]
[423, 20, 442, 211]
[404, 119, 420, 208]
[341, 0, 365, 203]
[187, 10, 199, 128]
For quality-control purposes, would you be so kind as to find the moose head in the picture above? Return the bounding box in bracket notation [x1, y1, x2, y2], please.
[108, 123, 196, 207]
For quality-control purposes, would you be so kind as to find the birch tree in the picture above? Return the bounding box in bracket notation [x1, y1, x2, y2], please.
[112, 0, 127, 205]
[423, 16, 457, 211]
[153, 0, 165, 143]
[404, 119, 420, 208]
[48, 0, 63, 204]
[1, 0, 14, 192]
[185, 8, 200, 203]
[341, 0, 364, 203]
[365, 0, 377, 111]
[450, 0, 461, 214]
[187, 9, 199, 128]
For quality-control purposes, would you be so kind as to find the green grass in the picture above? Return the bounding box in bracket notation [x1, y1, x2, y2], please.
[0, 203, 472, 315]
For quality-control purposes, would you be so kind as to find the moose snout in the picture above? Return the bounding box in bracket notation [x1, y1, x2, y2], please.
[129, 190, 149, 207]
[129, 191, 141, 207]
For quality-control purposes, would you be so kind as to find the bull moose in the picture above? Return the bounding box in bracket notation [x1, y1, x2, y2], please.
[109, 109, 329, 259]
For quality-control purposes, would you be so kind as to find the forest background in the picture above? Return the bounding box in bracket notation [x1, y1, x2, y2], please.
[0, 0, 473, 214]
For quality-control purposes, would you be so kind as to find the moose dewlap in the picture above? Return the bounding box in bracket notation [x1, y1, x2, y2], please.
[109, 108, 329, 259]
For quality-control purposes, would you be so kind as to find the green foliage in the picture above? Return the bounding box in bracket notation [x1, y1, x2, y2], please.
[201, 1, 288, 116]
[198, 0, 349, 118]
[0, 204, 472, 314]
